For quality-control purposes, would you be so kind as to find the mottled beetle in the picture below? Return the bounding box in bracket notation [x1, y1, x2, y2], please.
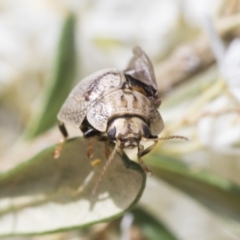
[54, 47, 187, 196]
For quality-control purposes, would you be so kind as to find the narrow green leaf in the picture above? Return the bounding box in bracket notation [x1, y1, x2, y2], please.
[0, 138, 146, 236]
[147, 153, 240, 222]
[28, 13, 76, 138]
[132, 208, 177, 240]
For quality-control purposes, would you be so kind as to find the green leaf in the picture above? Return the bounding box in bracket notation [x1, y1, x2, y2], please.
[132, 208, 177, 240]
[28, 13, 76, 138]
[147, 153, 240, 222]
[0, 138, 146, 236]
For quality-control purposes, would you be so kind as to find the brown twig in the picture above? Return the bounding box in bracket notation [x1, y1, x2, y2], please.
[156, 14, 240, 95]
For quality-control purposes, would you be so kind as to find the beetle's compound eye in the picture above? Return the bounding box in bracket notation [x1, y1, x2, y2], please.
[142, 124, 150, 138]
[108, 127, 116, 141]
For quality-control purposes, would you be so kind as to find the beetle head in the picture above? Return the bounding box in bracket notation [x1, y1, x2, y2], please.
[107, 117, 150, 149]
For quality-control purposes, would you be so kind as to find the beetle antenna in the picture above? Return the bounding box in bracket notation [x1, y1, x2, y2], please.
[91, 140, 121, 198]
[156, 135, 189, 141]
[142, 135, 189, 142]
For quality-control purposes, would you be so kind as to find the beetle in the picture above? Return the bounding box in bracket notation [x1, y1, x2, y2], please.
[54, 47, 186, 196]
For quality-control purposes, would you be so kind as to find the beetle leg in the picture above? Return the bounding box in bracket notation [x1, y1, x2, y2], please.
[139, 141, 158, 158]
[88, 135, 110, 159]
[59, 121, 69, 138]
[137, 144, 152, 175]
[87, 135, 109, 159]
[54, 121, 68, 159]
[104, 139, 111, 159]
[87, 137, 95, 159]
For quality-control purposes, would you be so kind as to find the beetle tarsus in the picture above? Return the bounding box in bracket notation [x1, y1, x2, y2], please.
[53, 139, 65, 159]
